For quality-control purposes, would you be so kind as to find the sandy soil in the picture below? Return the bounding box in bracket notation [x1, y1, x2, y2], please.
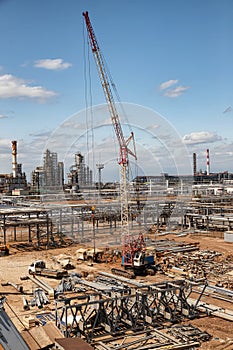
[0, 232, 232, 349]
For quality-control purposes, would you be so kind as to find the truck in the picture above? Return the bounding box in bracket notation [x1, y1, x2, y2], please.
[28, 260, 68, 279]
[76, 248, 104, 263]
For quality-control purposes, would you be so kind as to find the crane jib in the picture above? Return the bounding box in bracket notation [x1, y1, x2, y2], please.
[119, 147, 128, 165]
[82, 11, 138, 259]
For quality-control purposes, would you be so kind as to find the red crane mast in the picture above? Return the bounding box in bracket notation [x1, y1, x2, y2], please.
[83, 12, 142, 265]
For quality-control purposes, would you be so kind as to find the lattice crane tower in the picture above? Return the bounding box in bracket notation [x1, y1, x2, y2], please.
[83, 12, 141, 265]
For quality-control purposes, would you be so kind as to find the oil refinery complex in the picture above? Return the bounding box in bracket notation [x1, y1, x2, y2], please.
[0, 11, 232, 350]
[0, 140, 94, 196]
[1, 140, 233, 198]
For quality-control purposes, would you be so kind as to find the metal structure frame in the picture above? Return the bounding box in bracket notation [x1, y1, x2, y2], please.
[2, 198, 233, 248]
[93, 328, 201, 350]
[55, 279, 207, 342]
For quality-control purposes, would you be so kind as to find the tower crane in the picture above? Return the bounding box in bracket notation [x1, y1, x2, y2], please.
[83, 12, 154, 274]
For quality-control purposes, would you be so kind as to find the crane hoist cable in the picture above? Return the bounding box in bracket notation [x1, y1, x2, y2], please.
[83, 20, 95, 188]
[82, 11, 139, 265]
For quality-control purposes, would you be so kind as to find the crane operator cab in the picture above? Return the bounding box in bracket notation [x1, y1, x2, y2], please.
[133, 251, 145, 267]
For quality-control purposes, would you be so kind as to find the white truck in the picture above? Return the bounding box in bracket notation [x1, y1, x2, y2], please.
[28, 260, 68, 279]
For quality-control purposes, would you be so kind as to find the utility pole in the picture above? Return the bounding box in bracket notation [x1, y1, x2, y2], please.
[96, 163, 104, 193]
[91, 206, 96, 256]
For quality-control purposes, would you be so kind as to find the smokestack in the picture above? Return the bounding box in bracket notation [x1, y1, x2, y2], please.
[12, 140, 17, 178]
[193, 153, 197, 177]
[206, 149, 210, 176]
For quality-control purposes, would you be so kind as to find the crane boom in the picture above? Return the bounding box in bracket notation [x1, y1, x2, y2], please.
[82, 11, 136, 164]
[83, 11, 137, 265]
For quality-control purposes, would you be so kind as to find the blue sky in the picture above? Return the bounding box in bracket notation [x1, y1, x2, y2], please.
[0, 0, 233, 182]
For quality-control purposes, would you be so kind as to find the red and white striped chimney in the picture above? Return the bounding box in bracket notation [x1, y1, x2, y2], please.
[11, 140, 17, 178]
[206, 149, 210, 176]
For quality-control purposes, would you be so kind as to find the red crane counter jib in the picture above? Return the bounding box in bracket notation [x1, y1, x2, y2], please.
[82, 11, 136, 166]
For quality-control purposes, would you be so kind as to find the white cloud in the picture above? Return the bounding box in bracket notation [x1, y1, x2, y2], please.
[183, 131, 222, 145]
[163, 85, 190, 98]
[159, 79, 178, 90]
[0, 138, 46, 176]
[0, 74, 57, 100]
[0, 114, 8, 119]
[146, 124, 159, 130]
[34, 58, 72, 70]
[0, 138, 12, 148]
[223, 106, 232, 114]
[29, 130, 52, 138]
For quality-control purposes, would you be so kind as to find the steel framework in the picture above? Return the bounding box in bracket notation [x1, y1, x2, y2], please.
[94, 328, 201, 350]
[55, 279, 207, 341]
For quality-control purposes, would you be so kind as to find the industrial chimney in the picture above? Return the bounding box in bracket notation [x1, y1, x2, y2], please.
[11, 140, 17, 178]
[206, 149, 210, 176]
[193, 153, 197, 177]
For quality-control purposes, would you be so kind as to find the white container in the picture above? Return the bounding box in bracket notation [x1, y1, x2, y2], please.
[224, 231, 233, 243]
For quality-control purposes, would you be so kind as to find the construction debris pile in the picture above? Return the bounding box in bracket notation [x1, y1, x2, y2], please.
[167, 324, 212, 344]
[149, 238, 200, 255]
[163, 250, 233, 286]
[92, 327, 209, 350]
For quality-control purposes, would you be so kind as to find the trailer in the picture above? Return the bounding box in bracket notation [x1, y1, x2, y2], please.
[28, 260, 68, 279]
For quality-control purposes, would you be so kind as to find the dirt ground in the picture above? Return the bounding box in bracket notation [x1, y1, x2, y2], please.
[0, 231, 232, 349]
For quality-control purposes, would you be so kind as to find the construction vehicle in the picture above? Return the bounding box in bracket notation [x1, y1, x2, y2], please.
[76, 247, 104, 262]
[0, 244, 9, 256]
[112, 234, 156, 278]
[53, 254, 75, 270]
[111, 253, 156, 279]
[83, 12, 156, 279]
[131, 250, 155, 274]
[28, 260, 68, 279]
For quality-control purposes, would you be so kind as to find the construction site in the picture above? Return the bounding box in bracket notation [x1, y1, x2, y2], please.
[0, 11, 232, 350]
[0, 184, 233, 349]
